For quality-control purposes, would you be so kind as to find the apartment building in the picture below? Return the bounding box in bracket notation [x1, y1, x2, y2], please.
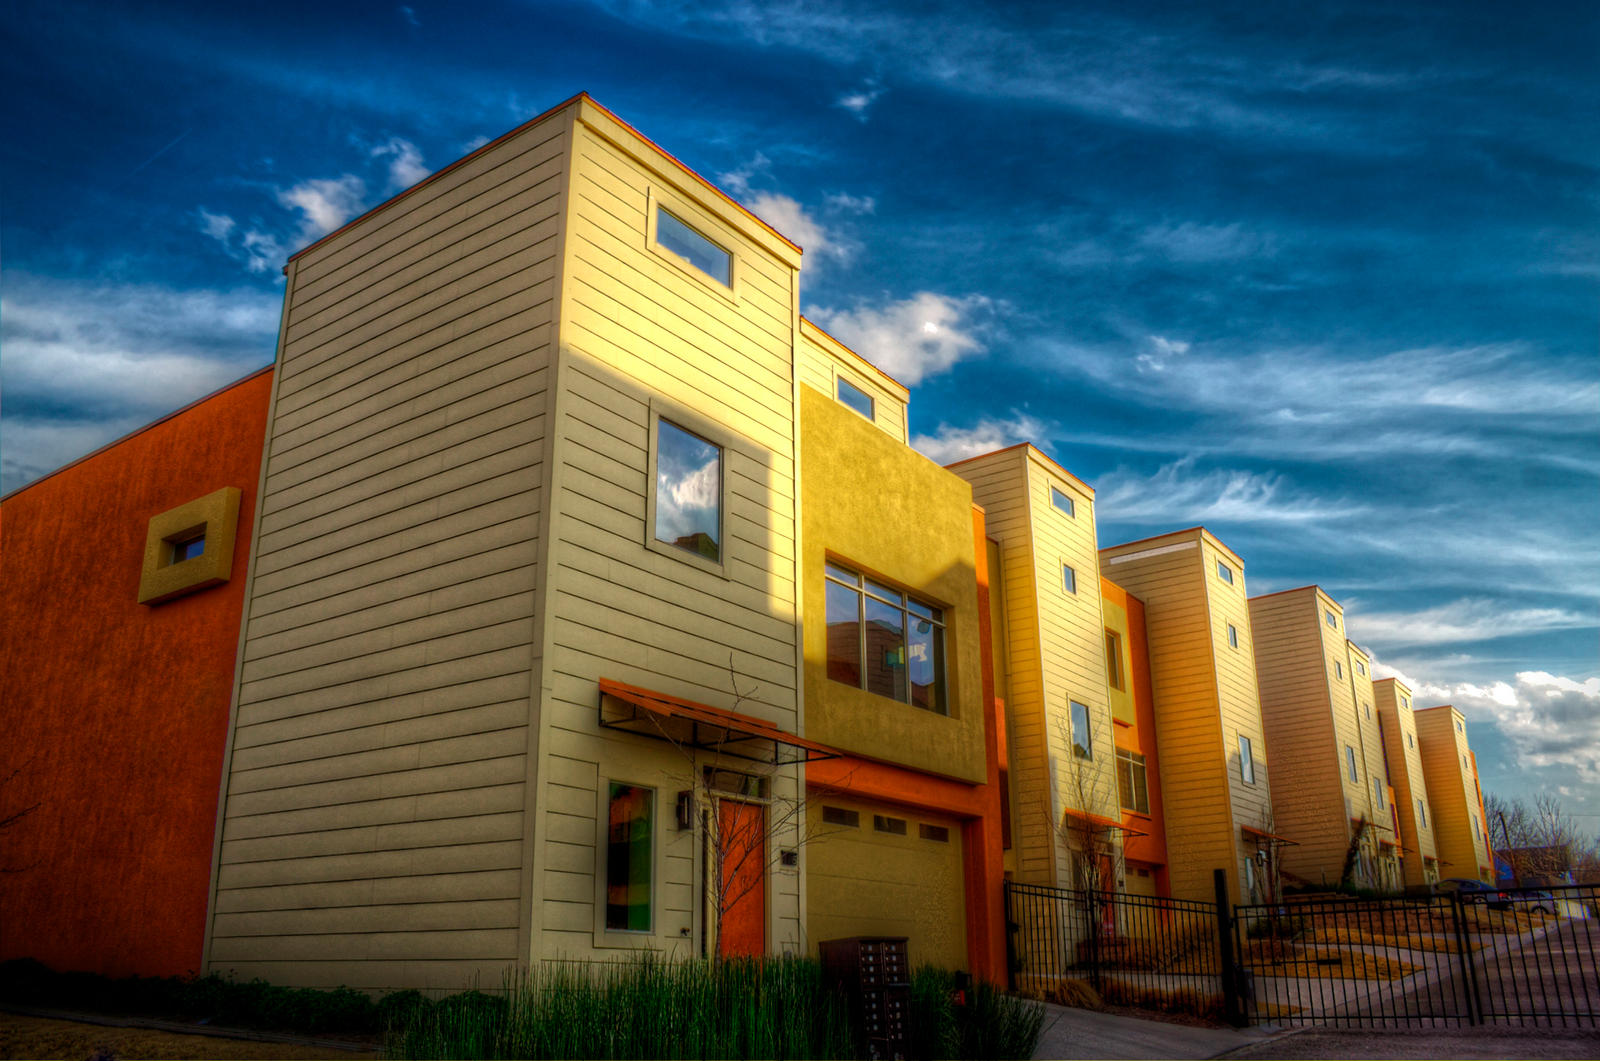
[948, 446, 1123, 892]
[1414, 706, 1495, 883]
[1096, 529, 1272, 904]
[0, 368, 274, 978]
[1249, 587, 1397, 889]
[1373, 677, 1441, 887]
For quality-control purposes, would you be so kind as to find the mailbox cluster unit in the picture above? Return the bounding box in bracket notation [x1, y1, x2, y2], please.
[819, 936, 910, 1060]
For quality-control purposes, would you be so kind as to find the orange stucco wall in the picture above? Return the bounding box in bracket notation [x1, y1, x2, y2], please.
[0, 368, 272, 977]
[1102, 579, 1171, 894]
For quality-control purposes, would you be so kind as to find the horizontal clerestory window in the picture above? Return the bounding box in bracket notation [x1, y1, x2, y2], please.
[825, 562, 947, 714]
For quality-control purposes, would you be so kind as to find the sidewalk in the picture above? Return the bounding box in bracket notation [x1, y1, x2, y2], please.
[1031, 1003, 1286, 1060]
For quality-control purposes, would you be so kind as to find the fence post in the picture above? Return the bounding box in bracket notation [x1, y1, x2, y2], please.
[1447, 893, 1481, 1025]
[1215, 868, 1245, 1027]
[1003, 882, 1017, 992]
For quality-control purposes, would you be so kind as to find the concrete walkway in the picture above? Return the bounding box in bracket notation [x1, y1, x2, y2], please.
[1031, 1003, 1286, 1060]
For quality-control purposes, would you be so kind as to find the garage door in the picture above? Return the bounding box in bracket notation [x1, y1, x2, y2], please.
[807, 796, 967, 971]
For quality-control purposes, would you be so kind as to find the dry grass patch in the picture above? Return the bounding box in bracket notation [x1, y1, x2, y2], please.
[1242, 941, 1418, 981]
[0, 1014, 375, 1061]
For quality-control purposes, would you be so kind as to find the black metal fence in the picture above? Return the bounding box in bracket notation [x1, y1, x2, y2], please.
[1004, 880, 1225, 1018]
[1232, 883, 1600, 1028]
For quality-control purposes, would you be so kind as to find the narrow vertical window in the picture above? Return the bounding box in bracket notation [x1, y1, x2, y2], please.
[654, 418, 722, 563]
[1417, 798, 1427, 827]
[1104, 631, 1124, 691]
[1227, 623, 1239, 649]
[836, 376, 875, 420]
[1062, 564, 1077, 594]
[824, 563, 863, 688]
[1239, 735, 1255, 784]
[1216, 561, 1234, 585]
[1069, 700, 1093, 760]
[1374, 778, 1386, 809]
[1346, 746, 1358, 782]
[1335, 661, 1344, 680]
[1115, 749, 1148, 813]
[1049, 486, 1075, 517]
[655, 207, 731, 286]
[864, 580, 907, 702]
[606, 783, 653, 932]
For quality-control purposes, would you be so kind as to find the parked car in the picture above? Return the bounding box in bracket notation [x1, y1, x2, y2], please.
[1517, 890, 1559, 915]
[1436, 878, 1512, 908]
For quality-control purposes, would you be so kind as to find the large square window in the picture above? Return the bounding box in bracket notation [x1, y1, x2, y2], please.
[825, 562, 946, 714]
[606, 783, 654, 932]
[653, 418, 721, 564]
[655, 206, 731, 287]
[1069, 700, 1093, 760]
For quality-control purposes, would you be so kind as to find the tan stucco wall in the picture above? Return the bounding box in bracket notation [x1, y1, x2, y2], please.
[800, 386, 985, 783]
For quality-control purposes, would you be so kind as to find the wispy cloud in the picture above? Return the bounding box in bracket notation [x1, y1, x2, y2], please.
[372, 137, 430, 191]
[398, 5, 420, 27]
[0, 276, 279, 493]
[1347, 598, 1594, 650]
[1095, 455, 1359, 525]
[278, 174, 368, 241]
[748, 192, 852, 263]
[835, 78, 884, 121]
[809, 291, 996, 385]
[912, 413, 1045, 465]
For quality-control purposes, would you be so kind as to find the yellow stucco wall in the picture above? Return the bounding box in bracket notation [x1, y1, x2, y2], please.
[800, 385, 985, 783]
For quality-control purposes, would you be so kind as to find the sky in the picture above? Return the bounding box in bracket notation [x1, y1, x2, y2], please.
[3, 0, 1596, 826]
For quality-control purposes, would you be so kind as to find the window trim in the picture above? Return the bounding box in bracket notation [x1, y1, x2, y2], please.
[644, 399, 733, 579]
[598, 779, 657, 938]
[823, 559, 949, 715]
[835, 373, 876, 421]
[1334, 661, 1344, 680]
[137, 486, 242, 605]
[1105, 630, 1125, 692]
[1239, 734, 1255, 785]
[1216, 560, 1234, 585]
[1325, 610, 1338, 629]
[1227, 623, 1239, 649]
[1061, 562, 1077, 595]
[646, 188, 739, 302]
[1346, 746, 1359, 782]
[1069, 699, 1094, 760]
[1116, 748, 1150, 814]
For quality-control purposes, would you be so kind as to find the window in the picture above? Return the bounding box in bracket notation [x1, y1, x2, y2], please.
[1417, 798, 1427, 827]
[1462, 753, 1469, 769]
[1346, 746, 1358, 782]
[1325, 610, 1338, 629]
[1105, 631, 1124, 691]
[1116, 749, 1149, 813]
[1407, 732, 1414, 749]
[1401, 695, 1411, 710]
[652, 418, 722, 564]
[919, 824, 949, 842]
[1364, 702, 1372, 720]
[1049, 486, 1075, 517]
[655, 206, 731, 286]
[1239, 735, 1255, 784]
[1335, 661, 1344, 680]
[874, 815, 907, 835]
[836, 376, 875, 420]
[1456, 720, 1464, 733]
[1216, 561, 1234, 585]
[171, 532, 206, 564]
[1374, 779, 1386, 810]
[606, 783, 653, 932]
[822, 806, 860, 828]
[1062, 564, 1077, 594]
[824, 562, 947, 713]
[1227, 623, 1239, 649]
[1069, 700, 1093, 759]
[1355, 660, 1366, 676]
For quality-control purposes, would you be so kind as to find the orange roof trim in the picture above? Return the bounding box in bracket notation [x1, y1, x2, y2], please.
[799, 316, 909, 395]
[1242, 824, 1301, 846]
[598, 678, 839, 766]
[1063, 808, 1147, 838]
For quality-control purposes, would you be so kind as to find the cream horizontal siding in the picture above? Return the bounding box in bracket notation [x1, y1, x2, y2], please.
[207, 112, 570, 990]
[797, 324, 909, 443]
[527, 112, 802, 959]
[1099, 535, 1235, 903]
[1375, 680, 1436, 886]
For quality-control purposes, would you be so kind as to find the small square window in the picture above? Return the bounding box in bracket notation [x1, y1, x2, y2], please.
[1346, 746, 1358, 782]
[137, 486, 242, 606]
[1356, 660, 1366, 676]
[1456, 720, 1464, 733]
[170, 532, 206, 564]
[1216, 561, 1234, 585]
[1239, 735, 1255, 784]
[652, 417, 722, 565]
[605, 783, 654, 932]
[1070, 700, 1093, 760]
[655, 206, 731, 286]
[1062, 564, 1077, 595]
[1049, 486, 1075, 518]
[1401, 695, 1411, 710]
[1326, 610, 1338, 629]
[1227, 623, 1239, 649]
[836, 376, 875, 420]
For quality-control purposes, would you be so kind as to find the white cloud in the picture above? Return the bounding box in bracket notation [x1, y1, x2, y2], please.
[1094, 455, 1357, 525]
[372, 137, 430, 191]
[746, 192, 851, 263]
[716, 152, 772, 197]
[0, 276, 279, 492]
[808, 292, 993, 386]
[1136, 334, 1191, 373]
[460, 134, 492, 154]
[835, 79, 884, 120]
[911, 413, 1045, 465]
[198, 209, 286, 274]
[1137, 221, 1274, 262]
[824, 192, 876, 215]
[1346, 598, 1594, 648]
[197, 208, 235, 241]
[278, 174, 368, 241]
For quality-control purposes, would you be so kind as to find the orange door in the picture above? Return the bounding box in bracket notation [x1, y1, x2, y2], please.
[717, 799, 767, 957]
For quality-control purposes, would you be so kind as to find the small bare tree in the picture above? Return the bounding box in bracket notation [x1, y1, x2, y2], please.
[1340, 817, 1373, 889]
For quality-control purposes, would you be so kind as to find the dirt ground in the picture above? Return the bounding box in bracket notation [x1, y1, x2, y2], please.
[0, 1014, 379, 1060]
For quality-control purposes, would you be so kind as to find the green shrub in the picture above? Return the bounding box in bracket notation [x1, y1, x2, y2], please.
[907, 965, 1044, 1061]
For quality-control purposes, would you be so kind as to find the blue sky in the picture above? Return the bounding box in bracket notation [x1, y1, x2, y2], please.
[3, 0, 1596, 823]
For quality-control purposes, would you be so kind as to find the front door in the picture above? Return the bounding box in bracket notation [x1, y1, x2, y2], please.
[716, 799, 766, 957]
